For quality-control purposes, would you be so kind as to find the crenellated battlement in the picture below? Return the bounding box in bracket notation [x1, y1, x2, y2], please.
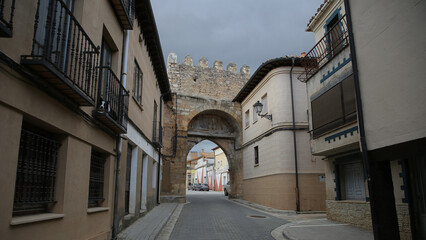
[167, 52, 250, 101]
[168, 53, 250, 76]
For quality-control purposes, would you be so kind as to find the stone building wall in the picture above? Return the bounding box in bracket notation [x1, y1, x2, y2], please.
[167, 53, 250, 101]
[161, 53, 250, 202]
[326, 201, 411, 240]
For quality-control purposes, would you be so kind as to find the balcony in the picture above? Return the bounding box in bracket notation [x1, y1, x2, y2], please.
[109, 0, 134, 29]
[93, 67, 128, 134]
[299, 14, 349, 82]
[21, 0, 99, 106]
[0, 0, 15, 37]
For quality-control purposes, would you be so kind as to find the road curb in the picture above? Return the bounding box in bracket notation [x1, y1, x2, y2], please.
[156, 203, 185, 240]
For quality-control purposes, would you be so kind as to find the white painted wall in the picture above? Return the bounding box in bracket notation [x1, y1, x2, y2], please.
[350, 0, 426, 150]
[241, 66, 323, 179]
[129, 145, 138, 214]
[141, 154, 148, 211]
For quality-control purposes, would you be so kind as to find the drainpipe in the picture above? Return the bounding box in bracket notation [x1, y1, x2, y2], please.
[290, 57, 300, 212]
[112, 30, 130, 239]
[342, 0, 381, 237]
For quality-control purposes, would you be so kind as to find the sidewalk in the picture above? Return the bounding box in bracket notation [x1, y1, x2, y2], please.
[282, 218, 373, 240]
[116, 203, 179, 240]
[231, 199, 374, 240]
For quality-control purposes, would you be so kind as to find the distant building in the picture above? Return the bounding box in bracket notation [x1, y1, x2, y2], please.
[233, 57, 326, 211]
[186, 150, 214, 188]
[213, 147, 229, 191]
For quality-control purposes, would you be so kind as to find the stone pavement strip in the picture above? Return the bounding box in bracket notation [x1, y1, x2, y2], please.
[116, 203, 178, 240]
[282, 218, 374, 240]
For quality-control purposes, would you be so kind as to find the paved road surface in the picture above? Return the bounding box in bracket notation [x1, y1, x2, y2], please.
[169, 190, 289, 240]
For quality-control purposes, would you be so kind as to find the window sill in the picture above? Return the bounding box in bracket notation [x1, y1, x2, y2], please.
[245, 125, 250, 130]
[87, 207, 109, 214]
[254, 164, 259, 167]
[10, 213, 64, 226]
[132, 96, 144, 111]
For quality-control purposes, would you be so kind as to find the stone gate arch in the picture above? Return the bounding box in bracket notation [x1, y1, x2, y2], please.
[160, 53, 249, 203]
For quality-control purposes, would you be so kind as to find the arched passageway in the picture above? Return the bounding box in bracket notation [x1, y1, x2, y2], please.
[160, 53, 249, 203]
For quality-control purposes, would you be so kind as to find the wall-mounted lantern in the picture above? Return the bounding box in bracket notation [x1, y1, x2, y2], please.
[253, 101, 272, 121]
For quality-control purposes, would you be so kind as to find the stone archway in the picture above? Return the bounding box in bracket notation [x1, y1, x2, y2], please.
[160, 97, 243, 203]
[160, 53, 249, 203]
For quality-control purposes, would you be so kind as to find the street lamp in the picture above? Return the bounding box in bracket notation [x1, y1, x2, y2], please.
[253, 101, 272, 121]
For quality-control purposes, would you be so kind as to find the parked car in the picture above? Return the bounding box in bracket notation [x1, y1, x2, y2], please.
[192, 183, 201, 191]
[194, 183, 209, 191]
[224, 182, 230, 196]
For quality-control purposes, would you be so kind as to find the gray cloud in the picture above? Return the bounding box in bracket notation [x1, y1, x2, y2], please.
[151, 0, 323, 73]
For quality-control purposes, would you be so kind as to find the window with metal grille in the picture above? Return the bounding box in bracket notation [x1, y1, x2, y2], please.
[13, 128, 61, 216]
[88, 151, 106, 208]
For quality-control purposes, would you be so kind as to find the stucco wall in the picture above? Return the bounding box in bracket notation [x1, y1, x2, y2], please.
[243, 173, 325, 211]
[349, 0, 426, 150]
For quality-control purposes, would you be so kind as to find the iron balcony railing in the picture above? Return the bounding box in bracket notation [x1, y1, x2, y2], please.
[109, 0, 135, 29]
[95, 66, 129, 133]
[0, 0, 15, 37]
[299, 14, 349, 82]
[21, 0, 99, 106]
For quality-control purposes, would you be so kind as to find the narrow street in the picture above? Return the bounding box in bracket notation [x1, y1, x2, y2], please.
[169, 191, 288, 240]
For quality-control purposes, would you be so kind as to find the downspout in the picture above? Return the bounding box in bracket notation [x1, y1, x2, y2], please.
[342, 0, 377, 236]
[290, 57, 300, 212]
[112, 30, 130, 239]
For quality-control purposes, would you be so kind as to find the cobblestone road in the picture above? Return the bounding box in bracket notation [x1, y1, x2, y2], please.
[169, 191, 289, 240]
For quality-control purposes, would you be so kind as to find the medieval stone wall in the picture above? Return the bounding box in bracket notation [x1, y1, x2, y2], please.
[161, 53, 250, 202]
[167, 53, 249, 101]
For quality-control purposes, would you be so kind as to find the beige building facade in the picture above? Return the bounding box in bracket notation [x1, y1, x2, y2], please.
[0, 0, 170, 239]
[299, 0, 420, 238]
[234, 57, 326, 211]
[347, 0, 426, 239]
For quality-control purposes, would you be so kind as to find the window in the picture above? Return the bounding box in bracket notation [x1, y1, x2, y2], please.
[261, 94, 268, 114]
[134, 60, 143, 104]
[311, 75, 356, 137]
[13, 126, 61, 216]
[326, 14, 344, 58]
[245, 110, 250, 128]
[253, 106, 258, 123]
[99, 39, 113, 106]
[254, 146, 259, 166]
[88, 151, 106, 208]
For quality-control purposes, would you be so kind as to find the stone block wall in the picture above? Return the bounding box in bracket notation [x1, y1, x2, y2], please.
[167, 53, 249, 101]
[160, 53, 249, 201]
[326, 200, 412, 239]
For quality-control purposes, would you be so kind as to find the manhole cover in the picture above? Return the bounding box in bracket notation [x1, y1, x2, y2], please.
[248, 215, 268, 219]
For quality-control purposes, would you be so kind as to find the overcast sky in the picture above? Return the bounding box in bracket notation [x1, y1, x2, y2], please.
[151, 0, 323, 72]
